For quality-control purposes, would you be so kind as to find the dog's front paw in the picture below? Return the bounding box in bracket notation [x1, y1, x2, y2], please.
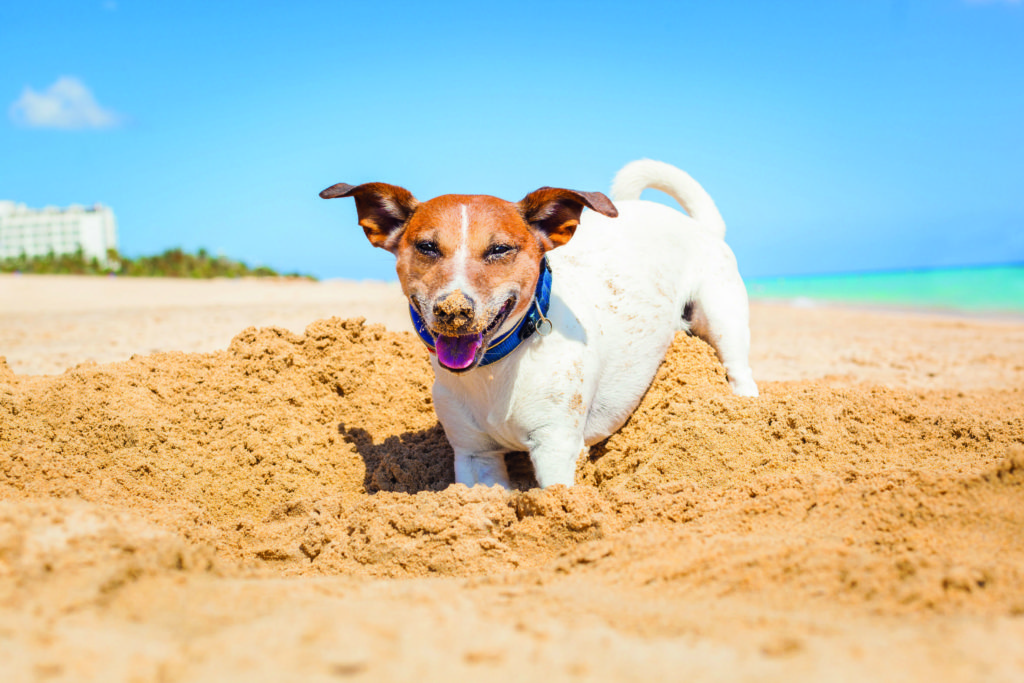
[453, 450, 511, 488]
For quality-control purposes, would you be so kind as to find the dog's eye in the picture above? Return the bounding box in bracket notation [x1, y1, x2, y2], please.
[484, 244, 516, 261]
[415, 241, 441, 258]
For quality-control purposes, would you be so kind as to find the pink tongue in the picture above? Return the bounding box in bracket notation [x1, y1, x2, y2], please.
[435, 333, 484, 370]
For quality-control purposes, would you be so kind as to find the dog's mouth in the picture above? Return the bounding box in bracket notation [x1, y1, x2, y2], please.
[433, 295, 517, 372]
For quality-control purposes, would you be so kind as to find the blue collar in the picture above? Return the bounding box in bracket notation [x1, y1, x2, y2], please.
[409, 257, 553, 367]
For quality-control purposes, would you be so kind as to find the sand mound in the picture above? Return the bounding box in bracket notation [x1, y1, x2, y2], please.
[2, 318, 1022, 619]
[2, 319, 441, 518]
[589, 337, 1021, 489]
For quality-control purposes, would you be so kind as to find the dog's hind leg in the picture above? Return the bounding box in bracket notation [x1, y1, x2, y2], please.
[688, 268, 759, 397]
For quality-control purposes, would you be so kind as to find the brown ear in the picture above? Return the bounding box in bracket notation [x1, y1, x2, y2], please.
[320, 182, 419, 252]
[517, 187, 618, 250]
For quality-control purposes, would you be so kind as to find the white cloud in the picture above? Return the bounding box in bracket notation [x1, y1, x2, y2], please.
[9, 76, 123, 130]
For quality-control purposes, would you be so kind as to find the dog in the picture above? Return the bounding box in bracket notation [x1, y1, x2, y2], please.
[320, 159, 757, 488]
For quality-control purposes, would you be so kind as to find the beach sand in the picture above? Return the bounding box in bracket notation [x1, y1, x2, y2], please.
[1, 274, 1023, 681]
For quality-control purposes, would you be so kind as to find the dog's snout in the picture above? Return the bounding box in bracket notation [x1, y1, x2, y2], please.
[433, 290, 476, 330]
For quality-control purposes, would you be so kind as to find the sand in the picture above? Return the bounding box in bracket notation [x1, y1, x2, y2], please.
[1, 273, 1023, 682]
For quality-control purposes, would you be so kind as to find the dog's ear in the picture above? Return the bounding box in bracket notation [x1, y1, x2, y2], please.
[320, 182, 419, 252]
[517, 187, 618, 250]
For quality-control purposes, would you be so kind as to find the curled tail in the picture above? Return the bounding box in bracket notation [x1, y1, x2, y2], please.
[610, 159, 727, 239]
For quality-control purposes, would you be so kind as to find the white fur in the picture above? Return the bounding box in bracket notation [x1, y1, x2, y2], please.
[611, 159, 727, 240]
[432, 160, 758, 488]
[444, 203, 474, 297]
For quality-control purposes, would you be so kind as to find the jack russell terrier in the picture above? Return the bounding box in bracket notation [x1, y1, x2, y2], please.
[320, 159, 757, 489]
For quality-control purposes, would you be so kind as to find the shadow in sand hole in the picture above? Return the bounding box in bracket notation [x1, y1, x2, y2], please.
[338, 422, 539, 493]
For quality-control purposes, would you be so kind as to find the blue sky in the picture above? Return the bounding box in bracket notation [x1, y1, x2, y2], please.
[2, 0, 1022, 280]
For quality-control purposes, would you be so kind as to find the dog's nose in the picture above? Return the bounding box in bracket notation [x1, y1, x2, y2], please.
[433, 290, 476, 330]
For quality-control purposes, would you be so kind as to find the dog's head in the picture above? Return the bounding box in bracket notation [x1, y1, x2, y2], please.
[320, 181, 617, 372]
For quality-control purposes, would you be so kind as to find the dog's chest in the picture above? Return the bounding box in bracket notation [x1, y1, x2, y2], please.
[433, 347, 589, 452]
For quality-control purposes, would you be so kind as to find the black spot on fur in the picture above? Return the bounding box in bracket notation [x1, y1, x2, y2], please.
[682, 301, 694, 323]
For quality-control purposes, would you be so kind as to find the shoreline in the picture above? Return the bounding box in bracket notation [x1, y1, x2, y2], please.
[4, 275, 1024, 390]
[749, 295, 1024, 323]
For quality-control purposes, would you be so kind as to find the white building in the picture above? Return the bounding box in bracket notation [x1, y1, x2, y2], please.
[0, 200, 118, 264]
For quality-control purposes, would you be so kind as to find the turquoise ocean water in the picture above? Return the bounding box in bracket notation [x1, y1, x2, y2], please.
[746, 265, 1024, 316]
